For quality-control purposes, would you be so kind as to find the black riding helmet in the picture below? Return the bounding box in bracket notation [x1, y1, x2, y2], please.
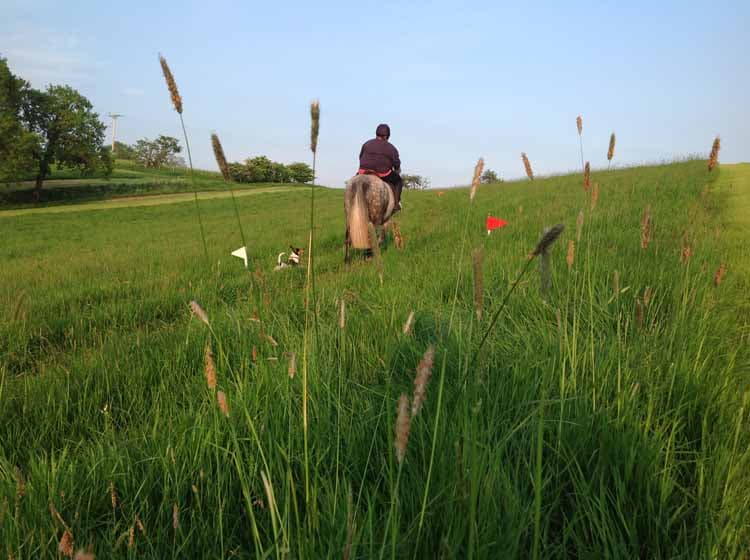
[376, 123, 391, 139]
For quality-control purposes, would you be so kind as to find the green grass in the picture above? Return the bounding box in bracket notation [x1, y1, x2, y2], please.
[1, 160, 748, 558]
[0, 159, 299, 208]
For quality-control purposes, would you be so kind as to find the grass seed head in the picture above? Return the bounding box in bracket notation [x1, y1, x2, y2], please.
[641, 205, 652, 249]
[287, 352, 297, 378]
[470, 158, 484, 201]
[338, 298, 346, 330]
[73, 551, 95, 560]
[714, 262, 726, 286]
[608, 133, 616, 162]
[158, 55, 183, 114]
[59, 530, 74, 557]
[576, 115, 583, 136]
[402, 311, 415, 335]
[189, 300, 209, 326]
[532, 224, 565, 257]
[109, 482, 117, 510]
[584, 161, 591, 191]
[566, 239, 575, 270]
[708, 136, 720, 171]
[310, 100, 320, 154]
[412, 345, 436, 417]
[635, 297, 644, 329]
[591, 183, 599, 211]
[394, 394, 411, 464]
[217, 391, 230, 417]
[211, 133, 231, 181]
[521, 152, 534, 180]
[204, 344, 217, 391]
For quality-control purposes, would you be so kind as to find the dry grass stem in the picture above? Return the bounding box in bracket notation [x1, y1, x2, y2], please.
[159, 55, 183, 114]
[521, 153, 534, 180]
[189, 301, 209, 326]
[172, 503, 179, 530]
[540, 243, 552, 297]
[708, 136, 720, 171]
[310, 100, 320, 154]
[641, 206, 652, 249]
[394, 394, 411, 464]
[470, 158, 484, 201]
[411, 345, 436, 417]
[217, 391, 230, 417]
[251, 346, 258, 362]
[472, 248, 484, 320]
[204, 344, 217, 390]
[402, 311, 415, 335]
[566, 240, 575, 270]
[576, 210, 584, 242]
[211, 133, 231, 181]
[287, 352, 297, 378]
[338, 298, 346, 330]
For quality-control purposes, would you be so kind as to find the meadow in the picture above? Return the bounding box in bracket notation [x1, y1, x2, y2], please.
[1, 160, 748, 558]
[0, 160, 286, 208]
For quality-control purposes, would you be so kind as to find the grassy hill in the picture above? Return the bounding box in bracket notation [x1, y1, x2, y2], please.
[1, 161, 748, 558]
[0, 159, 300, 207]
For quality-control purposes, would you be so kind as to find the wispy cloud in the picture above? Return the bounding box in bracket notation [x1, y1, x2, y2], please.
[2, 27, 102, 87]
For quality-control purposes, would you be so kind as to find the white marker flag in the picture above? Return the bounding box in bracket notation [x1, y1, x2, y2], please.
[231, 246, 248, 268]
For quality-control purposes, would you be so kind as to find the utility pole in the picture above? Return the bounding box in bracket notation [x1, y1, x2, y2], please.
[107, 113, 123, 153]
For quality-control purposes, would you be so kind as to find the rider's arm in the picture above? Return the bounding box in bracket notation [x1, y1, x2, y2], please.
[392, 147, 401, 173]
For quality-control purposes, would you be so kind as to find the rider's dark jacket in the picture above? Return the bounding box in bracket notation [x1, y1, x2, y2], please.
[359, 138, 401, 175]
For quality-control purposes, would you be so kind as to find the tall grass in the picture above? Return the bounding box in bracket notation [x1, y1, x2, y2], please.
[1, 160, 748, 558]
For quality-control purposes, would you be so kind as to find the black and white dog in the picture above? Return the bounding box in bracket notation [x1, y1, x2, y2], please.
[274, 246, 304, 271]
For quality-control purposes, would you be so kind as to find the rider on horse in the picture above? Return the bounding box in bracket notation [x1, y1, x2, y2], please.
[358, 124, 403, 212]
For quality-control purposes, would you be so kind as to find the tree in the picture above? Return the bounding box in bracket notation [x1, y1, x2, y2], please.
[287, 162, 314, 183]
[0, 58, 37, 183]
[22, 84, 111, 197]
[134, 135, 181, 168]
[481, 169, 500, 184]
[402, 174, 430, 190]
[111, 141, 136, 160]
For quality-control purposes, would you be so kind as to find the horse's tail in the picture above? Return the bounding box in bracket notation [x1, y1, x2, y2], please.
[348, 179, 370, 249]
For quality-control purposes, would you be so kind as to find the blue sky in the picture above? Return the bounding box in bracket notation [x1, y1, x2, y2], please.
[2, 0, 748, 187]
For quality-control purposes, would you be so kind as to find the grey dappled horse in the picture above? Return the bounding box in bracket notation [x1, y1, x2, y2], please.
[344, 174, 396, 262]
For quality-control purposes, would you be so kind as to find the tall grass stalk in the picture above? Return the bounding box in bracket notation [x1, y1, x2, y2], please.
[301, 99, 321, 513]
[159, 54, 208, 262]
[211, 133, 248, 259]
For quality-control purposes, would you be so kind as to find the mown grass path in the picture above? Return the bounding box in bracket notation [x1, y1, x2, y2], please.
[0, 185, 300, 217]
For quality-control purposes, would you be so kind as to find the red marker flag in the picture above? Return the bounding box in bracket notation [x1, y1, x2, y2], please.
[486, 215, 508, 234]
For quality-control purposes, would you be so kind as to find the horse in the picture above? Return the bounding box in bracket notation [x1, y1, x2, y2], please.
[344, 174, 397, 263]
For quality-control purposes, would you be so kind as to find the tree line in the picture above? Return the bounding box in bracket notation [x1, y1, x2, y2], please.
[1, 57, 111, 198]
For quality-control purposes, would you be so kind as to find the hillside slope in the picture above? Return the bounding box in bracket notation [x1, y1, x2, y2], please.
[1, 161, 748, 558]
